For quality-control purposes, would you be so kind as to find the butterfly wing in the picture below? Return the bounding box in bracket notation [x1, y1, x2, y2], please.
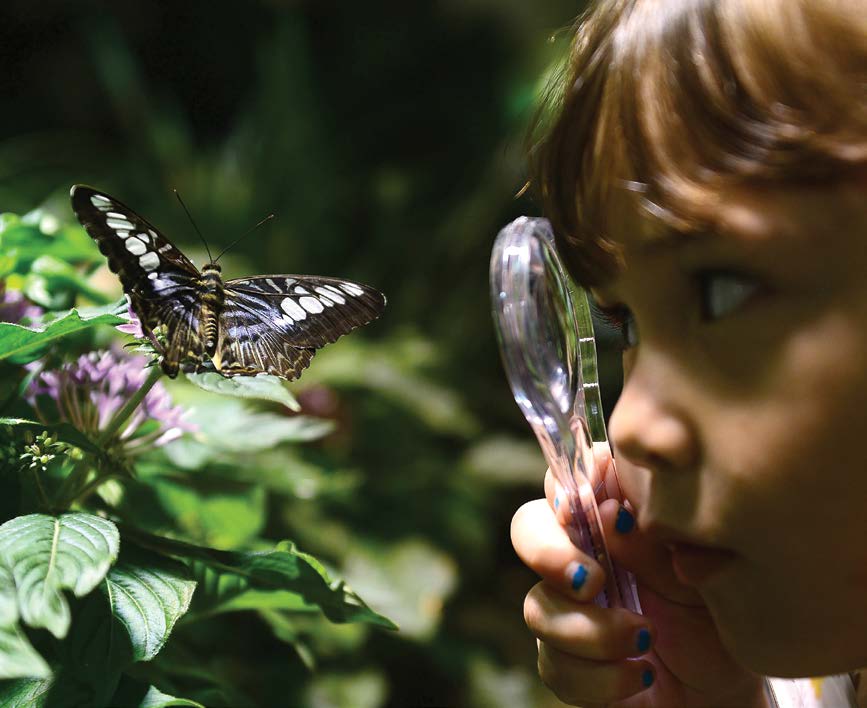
[216, 275, 386, 379]
[70, 185, 205, 376]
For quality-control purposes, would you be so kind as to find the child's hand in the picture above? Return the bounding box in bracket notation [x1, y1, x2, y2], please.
[511, 444, 768, 707]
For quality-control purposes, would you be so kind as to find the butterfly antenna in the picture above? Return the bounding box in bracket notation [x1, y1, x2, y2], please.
[174, 189, 214, 263]
[214, 213, 275, 263]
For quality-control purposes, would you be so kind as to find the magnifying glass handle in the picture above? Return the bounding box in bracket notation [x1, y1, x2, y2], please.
[559, 420, 642, 614]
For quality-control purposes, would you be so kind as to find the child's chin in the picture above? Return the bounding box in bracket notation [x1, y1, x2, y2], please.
[715, 606, 857, 678]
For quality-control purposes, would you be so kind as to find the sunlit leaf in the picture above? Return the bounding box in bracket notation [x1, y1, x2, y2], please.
[190, 563, 316, 616]
[141, 474, 266, 548]
[0, 217, 100, 272]
[0, 624, 50, 680]
[24, 255, 113, 307]
[342, 539, 456, 640]
[126, 530, 397, 630]
[305, 669, 387, 708]
[0, 302, 126, 364]
[103, 547, 196, 662]
[0, 513, 120, 638]
[184, 371, 300, 411]
[0, 676, 55, 707]
[0, 562, 50, 680]
[163, 397, 333, 463]
[110, 674, 204, 707]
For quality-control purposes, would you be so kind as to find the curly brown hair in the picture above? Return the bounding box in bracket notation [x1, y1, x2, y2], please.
[527, 0, 867, 286]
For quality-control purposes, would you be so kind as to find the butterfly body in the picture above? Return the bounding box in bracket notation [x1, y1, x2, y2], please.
[197, 263, 225, 356]
[70, 185, 386, 381]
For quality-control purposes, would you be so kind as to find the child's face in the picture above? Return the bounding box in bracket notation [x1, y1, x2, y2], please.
[596, 178, 867, 676]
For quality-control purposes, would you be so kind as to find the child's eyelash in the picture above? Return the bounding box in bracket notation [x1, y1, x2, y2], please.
[589, 300, 631, 329]
[588, 299, 635, 350]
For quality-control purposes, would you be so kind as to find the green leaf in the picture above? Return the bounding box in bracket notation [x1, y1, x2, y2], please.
[0, 218, 100, 272]
[103, 546, 196, 663]
[0, 302, 126, 364]
[0, 564, 50, 680]
[24, 256, 113, 308]
[0, 564, 17, 626]
[43, 548, 194, 706]
[191, 563, 317, 616]
[162, 398, 332, 464]
[0, 676, 54, 707]
[0, 624, 50, 680]
[109, 674, 204, 708]
[0, 418, 100, 456]
[126, 530, 397, 630]
[0, 513, 120, 639]
[184, 371, 300, 411]
[305, 669, 387, 708]
[146, 476, 265, 548]
[342, 539, 457, 640]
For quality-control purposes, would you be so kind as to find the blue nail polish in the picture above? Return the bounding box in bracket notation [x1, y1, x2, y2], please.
[554, 495, 560, 510]
[571, 564, 588, 590]
[642, 669, 654, 687]
[615, 506, 635, 534]
[637, 628, 651, 653]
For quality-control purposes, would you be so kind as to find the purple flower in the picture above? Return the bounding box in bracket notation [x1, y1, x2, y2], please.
[26, 348, 195, 454]
[115, 302, 145, 339]
[0, 288, 43, 324]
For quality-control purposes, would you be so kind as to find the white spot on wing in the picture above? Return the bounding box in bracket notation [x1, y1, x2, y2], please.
[158, 244, 172, 253]
[91, 194, 111, 207]
[284, 278, 296, 287]
[139, 252, 160, 271]
[116, 230, 131, 240]
[266, 278, 280, 292]
[148, 272, 159, 280]
[294, 286, 310, 295]
[340, 282, 365, 297]
[299, 296, 324, 314]
[280, 297, 307, 320]
[106, 211, 126, 219]
[107, 218, 134, 231]
[316, 286, 344, 304]
[125, 237, 147, 256]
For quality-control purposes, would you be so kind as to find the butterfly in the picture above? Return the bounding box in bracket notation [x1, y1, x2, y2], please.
[70, 185, 386, 380]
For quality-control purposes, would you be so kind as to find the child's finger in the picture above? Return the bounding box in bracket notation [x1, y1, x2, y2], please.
[524, 580, 654, 660]
[597, 498, 704, 606]
[537, 640, 655, 705]
[511, 497, 606, 602]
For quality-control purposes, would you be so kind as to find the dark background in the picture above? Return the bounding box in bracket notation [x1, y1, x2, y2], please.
[0, 2, 627, 705]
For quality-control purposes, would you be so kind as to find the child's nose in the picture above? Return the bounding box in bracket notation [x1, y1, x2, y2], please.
[608, 363, 698, 474]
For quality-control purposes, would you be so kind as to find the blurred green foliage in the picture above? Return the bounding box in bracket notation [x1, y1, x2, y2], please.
[0, 2, 628, 706]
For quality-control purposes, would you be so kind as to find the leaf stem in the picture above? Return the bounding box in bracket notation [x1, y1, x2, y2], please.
[69, 472, 122, 506]
[99, 364, 163, 445]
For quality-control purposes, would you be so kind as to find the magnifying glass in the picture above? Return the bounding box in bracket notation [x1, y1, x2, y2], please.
[490, 216, 641, 613]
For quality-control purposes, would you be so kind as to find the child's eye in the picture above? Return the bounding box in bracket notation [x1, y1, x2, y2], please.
[698, 270, 762, 321]
[590, 301, 639, 350]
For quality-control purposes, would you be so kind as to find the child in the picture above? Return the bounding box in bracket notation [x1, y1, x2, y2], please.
[510, 0, 867, 706]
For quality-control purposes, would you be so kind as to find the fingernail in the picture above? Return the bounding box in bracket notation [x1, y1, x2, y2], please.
[615, 505, 635, 534]
[636, 628, 651, 653]
[566, 562, 588, 590]
[642, 668, 654, 687]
